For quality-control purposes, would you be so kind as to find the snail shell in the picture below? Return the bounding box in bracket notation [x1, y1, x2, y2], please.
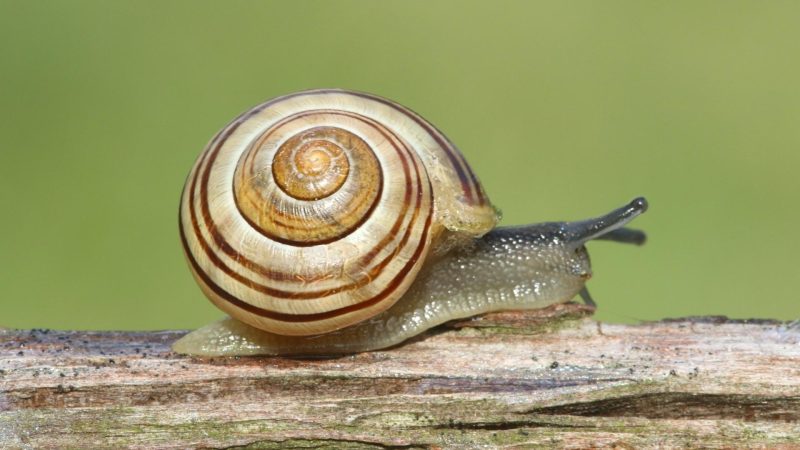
[179, 89, 498, 337]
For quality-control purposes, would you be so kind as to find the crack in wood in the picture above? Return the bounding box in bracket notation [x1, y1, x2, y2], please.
[210, 438, 424, 450]
[529, 393, 800, 421]
[433, 419, 593, 431]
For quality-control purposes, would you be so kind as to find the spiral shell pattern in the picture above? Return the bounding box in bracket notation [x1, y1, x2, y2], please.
[180, 89, 496, 335]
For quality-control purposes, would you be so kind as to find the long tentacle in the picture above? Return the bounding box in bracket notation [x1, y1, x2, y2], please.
[564, 197, 648, 247]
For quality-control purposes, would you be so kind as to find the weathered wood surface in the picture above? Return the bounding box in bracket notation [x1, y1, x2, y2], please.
[1, 303, 799, 449]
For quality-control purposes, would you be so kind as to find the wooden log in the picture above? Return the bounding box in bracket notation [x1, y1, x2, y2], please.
[1, 303, 799, 449]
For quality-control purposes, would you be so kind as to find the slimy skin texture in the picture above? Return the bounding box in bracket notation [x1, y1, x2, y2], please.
[173, 198, 647, 356]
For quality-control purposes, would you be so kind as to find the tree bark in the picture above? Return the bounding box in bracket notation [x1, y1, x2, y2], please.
[1, 303, 799, 449]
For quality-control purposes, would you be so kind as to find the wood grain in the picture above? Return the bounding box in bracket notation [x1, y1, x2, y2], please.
[1, 303, 799, 449]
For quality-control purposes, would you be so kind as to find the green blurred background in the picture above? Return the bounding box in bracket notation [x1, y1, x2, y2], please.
[1, 1, 798, 331]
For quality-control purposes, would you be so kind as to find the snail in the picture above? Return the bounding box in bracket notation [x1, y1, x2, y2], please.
[173, 89, 648, 357]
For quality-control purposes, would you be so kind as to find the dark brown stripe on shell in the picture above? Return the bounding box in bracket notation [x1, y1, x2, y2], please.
[437, 130, 486, 205]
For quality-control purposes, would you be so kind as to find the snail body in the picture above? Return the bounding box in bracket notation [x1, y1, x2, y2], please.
[174, 89, 647, 356]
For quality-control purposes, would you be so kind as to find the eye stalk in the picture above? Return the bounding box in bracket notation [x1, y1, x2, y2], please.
[564, 197, 649, 248]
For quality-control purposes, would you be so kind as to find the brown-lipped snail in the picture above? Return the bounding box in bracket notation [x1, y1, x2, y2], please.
[173, 89, 648, 356]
